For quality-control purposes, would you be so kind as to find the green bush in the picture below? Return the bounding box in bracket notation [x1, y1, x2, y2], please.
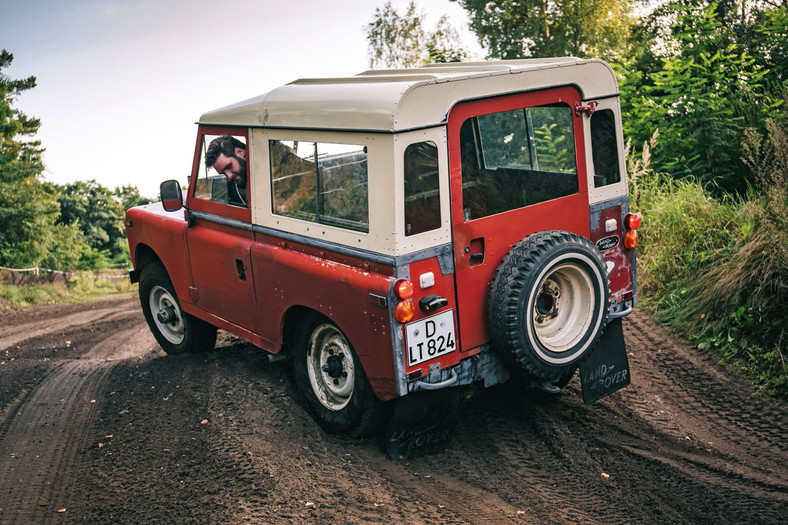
[630, 121, 788, 394]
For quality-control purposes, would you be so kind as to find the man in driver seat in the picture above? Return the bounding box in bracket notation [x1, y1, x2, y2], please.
[206, 134, 247, 207]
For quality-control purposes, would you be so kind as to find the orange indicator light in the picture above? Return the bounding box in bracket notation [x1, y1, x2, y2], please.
[394, 298, 416, 323]
[623, 229, 638, 249]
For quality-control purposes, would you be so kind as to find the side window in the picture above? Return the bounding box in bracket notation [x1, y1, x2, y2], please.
[590, 109, 621, 187]
[194, 134, 248, 207]
[460, 103, 577, 221]
[271, 140, 369, 233]
[404, 141, 441, 236]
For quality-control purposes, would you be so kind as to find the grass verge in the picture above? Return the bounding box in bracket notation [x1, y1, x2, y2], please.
[0, 272, 136, 309]
[629, 124, 788, 395]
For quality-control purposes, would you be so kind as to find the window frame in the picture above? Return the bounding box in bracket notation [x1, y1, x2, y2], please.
[187, 125, 251, 223]
[450, 90, 587, 222]
[403, 140, 442, 237]
[448, 85, 588, 224]
[269, 139, 370, 234]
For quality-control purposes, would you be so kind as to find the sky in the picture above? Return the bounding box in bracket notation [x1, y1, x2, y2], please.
[3, 0, 483, 198]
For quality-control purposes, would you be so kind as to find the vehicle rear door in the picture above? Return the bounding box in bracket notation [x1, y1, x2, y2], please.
[447, 87, 591, 352]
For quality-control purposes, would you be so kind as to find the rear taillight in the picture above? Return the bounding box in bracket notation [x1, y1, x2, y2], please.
[394, 299, 415, 323]
[623, 229, 638, 249]
[394, 279, 414, 299]
[625, 212, 642, 230]
[623, 212, 642, 249]
[393, 279, 416, 323]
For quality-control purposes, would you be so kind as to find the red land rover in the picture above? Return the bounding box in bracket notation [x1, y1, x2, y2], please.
[126, 59, 640, 452]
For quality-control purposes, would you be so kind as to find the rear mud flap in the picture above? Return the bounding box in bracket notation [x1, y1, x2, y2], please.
[385, 387, 460, 461]
[580, 318, 630, 404]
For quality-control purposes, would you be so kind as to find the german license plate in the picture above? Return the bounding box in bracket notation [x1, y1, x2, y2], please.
[405, 310, 456, 367]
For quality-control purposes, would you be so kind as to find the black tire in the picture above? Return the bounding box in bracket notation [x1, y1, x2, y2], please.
[293, 312, 383, 438]
[553, 368, 577, 389]
[139, 263, 217, 354]
[489, 231, 608, 380]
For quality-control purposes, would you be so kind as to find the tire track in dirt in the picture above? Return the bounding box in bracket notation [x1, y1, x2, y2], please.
[366, 455, 531, 524]
[197, 342, 524, 524]
[9, 298, 786, 524]
[619, 313, 788, 501]
[423, 391, 638, 525]
[0, 304, 140, 351]
[0, 299, 155, 524]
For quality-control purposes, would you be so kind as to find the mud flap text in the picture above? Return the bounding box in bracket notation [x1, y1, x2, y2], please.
[580, 318, 630, 404]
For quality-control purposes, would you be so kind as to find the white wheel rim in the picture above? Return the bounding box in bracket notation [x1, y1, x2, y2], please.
[306, 324, 355, 411]
[532, 262, 595, 353]
[149, 285, 185, 344]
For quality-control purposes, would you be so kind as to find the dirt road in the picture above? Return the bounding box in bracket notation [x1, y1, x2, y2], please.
[1, 294, 786, 524]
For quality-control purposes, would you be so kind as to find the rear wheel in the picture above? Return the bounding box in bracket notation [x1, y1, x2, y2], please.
[489, 231, 608, 380]
[139, 263, 217, 354]
[293, 313, 383, 438]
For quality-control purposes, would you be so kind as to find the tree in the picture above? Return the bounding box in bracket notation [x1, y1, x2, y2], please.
[366, 1, 467, 68]
[52, 180, 129, 263]
[115, 184, 152, 212]
[620, 2, 785, 194]
[457, 0, 635, 59]
[0, 50, 62, 268]
[1, 50, 150, 271]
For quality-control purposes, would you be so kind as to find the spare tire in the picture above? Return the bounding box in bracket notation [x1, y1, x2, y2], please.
[488, 231, 609, 380]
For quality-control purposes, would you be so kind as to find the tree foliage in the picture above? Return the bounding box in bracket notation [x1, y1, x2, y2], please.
[1, 50, 150, 271]
[620, 1, 786, 195]
[457, 0, 635, 59]
[366, 1, 467, 68]
[0, 50, 62, 268]
[54, 180, 123, 256]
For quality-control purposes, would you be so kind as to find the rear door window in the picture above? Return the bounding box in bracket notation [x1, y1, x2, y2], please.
[460, 103, 577, 221]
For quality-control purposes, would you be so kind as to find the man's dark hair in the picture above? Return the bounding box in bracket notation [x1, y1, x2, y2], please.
[205, 135, 246, 167]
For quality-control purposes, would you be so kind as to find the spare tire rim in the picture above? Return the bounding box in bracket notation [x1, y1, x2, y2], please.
[150, 285, 185, 345]
[307, 324, 355, 411]
[532, 262, 595, 353]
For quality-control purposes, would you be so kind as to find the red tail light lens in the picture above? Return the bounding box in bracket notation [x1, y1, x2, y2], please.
[394, 279, 414, 299]
[625, 213, 642, 229]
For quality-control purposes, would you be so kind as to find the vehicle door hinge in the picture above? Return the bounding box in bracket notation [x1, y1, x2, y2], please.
[189, 286, 199, 301]
[575, 101, 598, 117]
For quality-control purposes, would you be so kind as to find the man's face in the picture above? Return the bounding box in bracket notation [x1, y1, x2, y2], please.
[212, 147, 247, 187]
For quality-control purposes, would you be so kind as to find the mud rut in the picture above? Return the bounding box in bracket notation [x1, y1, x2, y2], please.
[0, 294, 786, 524]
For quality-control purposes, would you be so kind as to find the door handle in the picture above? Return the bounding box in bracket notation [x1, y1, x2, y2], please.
[235, 259, 247, 281]
[467, 237, 485, 266]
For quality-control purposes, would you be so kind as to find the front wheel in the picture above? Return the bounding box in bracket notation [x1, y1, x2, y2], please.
[293, 313, 383, 438]
[139, 263, 217, 354]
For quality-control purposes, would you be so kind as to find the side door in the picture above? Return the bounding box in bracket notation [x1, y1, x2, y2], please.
[185, 126, 259, 334]
[447, 87, 591, 352]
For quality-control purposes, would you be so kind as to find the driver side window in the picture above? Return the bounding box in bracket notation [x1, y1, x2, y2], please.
[194, 134, 248, 208]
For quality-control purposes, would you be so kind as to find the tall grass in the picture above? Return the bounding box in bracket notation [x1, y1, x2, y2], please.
[0, 272, 135, 309]
[629, 123, 788, 395]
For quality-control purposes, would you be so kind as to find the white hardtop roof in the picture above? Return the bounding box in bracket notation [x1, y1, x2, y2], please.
[199, 58, 618, 132]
